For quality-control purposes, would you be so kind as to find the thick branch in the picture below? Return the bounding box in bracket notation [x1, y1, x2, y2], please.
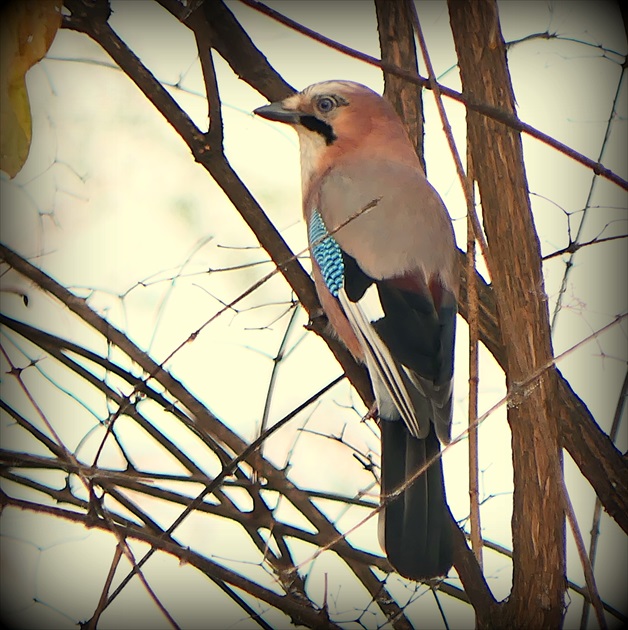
[200, 0, 294, 101]
[374, 0, 425, 168]
[448, 1, 566, 626]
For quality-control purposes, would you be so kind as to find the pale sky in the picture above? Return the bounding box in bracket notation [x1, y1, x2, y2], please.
[0, 2, 626, 628]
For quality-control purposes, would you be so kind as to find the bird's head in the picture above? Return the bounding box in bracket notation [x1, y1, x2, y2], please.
[254, 81, 418, 185]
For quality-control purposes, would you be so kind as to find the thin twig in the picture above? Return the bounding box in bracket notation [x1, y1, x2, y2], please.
[560, 479, 607, 630]
[466, 151, 483, 569]
[551, 67, 627, 330]
[0, 343, 178, 628]
[98, 375, 343, 613]
[580, 369, 628, 629]
[543, 233, 627, 261]
[86, 543, 124, 630]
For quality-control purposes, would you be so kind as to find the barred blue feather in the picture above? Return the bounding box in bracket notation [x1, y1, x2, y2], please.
[308, 209, 344, 297]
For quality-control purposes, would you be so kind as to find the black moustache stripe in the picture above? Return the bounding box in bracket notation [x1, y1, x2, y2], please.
[299, 115, 337, 145]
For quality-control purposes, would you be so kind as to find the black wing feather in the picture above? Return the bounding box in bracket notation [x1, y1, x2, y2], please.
[341, 249, 456, 579]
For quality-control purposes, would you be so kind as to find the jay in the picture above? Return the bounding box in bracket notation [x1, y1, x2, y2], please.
[254, 81, 457, 580]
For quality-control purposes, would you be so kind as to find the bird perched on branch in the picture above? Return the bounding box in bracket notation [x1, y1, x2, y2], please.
[254, 80, 457, 580]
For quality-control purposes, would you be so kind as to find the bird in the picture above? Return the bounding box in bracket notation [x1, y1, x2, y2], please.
[254, 80, 457, 581]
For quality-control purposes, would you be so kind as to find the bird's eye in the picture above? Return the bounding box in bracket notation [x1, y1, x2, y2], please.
[316, 97, 336, 113]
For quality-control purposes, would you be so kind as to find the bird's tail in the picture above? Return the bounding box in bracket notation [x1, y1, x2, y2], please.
[380, 419, 453, 580]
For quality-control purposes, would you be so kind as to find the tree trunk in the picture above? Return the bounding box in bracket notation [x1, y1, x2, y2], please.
[374, 0, 425, 169]
[448, 1, 566, 626]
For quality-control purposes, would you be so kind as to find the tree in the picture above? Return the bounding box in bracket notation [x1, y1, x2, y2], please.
[1, 1, 626, 628]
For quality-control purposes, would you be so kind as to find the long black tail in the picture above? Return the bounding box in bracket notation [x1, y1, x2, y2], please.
[380, 419, 453, 580]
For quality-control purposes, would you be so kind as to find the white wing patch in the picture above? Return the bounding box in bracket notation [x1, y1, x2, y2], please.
[354, 284, 384, 322]
[338, 287, 429, 439]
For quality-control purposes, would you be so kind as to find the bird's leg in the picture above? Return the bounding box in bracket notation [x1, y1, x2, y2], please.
[363, 400, 379, 423]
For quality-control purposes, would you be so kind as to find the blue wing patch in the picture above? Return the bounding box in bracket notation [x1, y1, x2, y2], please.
[308, 209, 344, 297]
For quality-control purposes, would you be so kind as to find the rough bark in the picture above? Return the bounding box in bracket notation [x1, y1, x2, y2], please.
[448, 1, 566, 627]
[374, 0, 425, 169]
[455, 251, 628, 535]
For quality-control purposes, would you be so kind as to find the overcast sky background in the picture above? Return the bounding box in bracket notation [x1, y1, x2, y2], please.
[1, 1, 626, 628]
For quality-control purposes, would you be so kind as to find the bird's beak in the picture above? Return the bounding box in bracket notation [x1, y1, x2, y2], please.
[254, 101, 301, 125]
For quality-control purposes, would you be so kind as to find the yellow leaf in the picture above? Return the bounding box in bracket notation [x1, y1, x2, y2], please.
[0, 0, 62, 178]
